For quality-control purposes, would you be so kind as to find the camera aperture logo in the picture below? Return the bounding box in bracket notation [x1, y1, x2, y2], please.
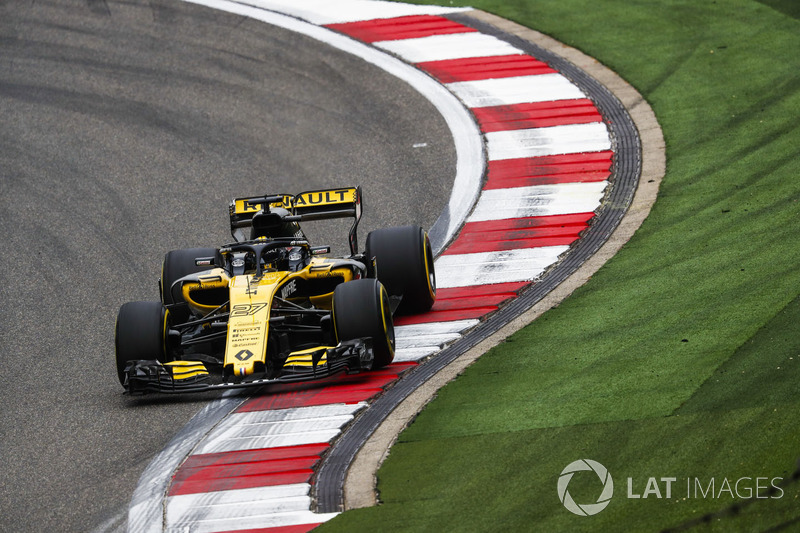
[558, 459, 614, 516]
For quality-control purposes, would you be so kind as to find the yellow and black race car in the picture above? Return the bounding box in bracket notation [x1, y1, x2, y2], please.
[115, 186, 436, 394]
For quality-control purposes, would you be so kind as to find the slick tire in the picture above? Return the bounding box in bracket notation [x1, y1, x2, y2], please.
[333, 278, 395, 369]
[365, 225, 436, 314]
[115, 301, 169, 385]
[161, 247, 219, 323]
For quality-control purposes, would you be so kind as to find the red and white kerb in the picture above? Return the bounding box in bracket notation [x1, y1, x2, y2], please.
[155, 2, 613, 531]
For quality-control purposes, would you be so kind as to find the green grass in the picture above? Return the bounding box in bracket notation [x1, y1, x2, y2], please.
[320, 1, 800, 530]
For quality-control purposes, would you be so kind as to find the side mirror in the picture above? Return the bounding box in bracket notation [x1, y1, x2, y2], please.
[194, 257, 216, 267]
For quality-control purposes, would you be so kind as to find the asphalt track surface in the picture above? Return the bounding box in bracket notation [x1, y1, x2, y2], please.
[0, 2, 455, 531]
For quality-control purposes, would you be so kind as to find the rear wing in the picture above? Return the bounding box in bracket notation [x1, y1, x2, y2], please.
[229, 186, 363, 255]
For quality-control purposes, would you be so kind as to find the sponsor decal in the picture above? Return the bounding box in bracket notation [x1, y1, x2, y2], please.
[279, 279, 297, 300]
[234, 196, 292, 214]
[230, 303, 267, 317]
[234, 349, 254, 361]
[294, 188, 354, 207]
[230, 324, 263, 348]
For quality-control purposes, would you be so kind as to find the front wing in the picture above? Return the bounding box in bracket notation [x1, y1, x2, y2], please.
[121, 340, 374, 394]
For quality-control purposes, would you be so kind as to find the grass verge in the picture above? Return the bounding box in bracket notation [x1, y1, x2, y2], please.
[320, 0, 800, 530]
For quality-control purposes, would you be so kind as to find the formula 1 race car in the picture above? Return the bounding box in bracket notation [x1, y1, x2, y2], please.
[115, 186, 436, 394]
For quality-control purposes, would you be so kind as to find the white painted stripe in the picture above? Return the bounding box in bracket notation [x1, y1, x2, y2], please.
[166, 484, 340, 532]
[232, 0, 469, 25]
[178, 494, 313, 519]
[196, 429, 343, 454]
[206, 415, 353, 439]
[395, 319, 480, 337]
[394, 346, 441, 362]
[486, 122, 611, 160]
[170, 483, 310, 509]
[467, 181, 609, 222]
[194, 403, 366, 454]
[171, 510, 339, 533]
[395, 332, 462, 349]
[219, 403, 366, 424]
[392, 320, 480, 361]
[202, 404, 365, 431]
[435, 246, 570, 288]
[447, 74, 586, 108]
[167, 485, 312, 524]
[374, 33, 524, 63]
[397, 333, 461, 350]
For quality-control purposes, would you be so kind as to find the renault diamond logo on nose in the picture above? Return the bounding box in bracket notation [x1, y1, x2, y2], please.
[234, 349, 254, 361]
[557, 459, 614, 516]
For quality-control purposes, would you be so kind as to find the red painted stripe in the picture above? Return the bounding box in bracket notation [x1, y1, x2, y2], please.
[485, 151, 613, 189]
[458, 213, 595, 233]
[473, 99, 602, 132]
[426, 293, 514, 312]
[171, 455, 322, 496]
[478, 113, 602, 133]
[394, 282, 528, 326]
[445, 234, 579, 255]
[326, 15, 474, 43]
[173, 459, 317, 488]
[442, 214, 593, 255]
[214, 525, 321, 533]
[171, 470, 312, 495]
[417, 55, 556, 83]
[479, 213, 595, 229]
[242, 388, 385, 411]
[395, 307, 495, 325]
[437, 282, 528, 299]
[488, 170, 611, 188]
[170, 445, 332, 496]
[488, 151, 613, 177]
[237, 363, 416, 412]
[178, 444, 329, 469]
[188, 458, 318, 479]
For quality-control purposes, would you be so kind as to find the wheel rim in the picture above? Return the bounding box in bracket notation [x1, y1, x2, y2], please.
[379, 283, 395, 355]
[423, 231, 436, 300]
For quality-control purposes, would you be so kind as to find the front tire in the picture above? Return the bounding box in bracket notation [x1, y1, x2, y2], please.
[365, 225, 436, 314]
[115, 301, 170, 385]
[333, 279, 395, 369]
[160, 247, 218, 322]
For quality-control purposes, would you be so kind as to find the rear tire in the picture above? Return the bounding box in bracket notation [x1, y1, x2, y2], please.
[365, 225, 436, 314]
[333, 279, 395, 369]
[115, 301, 170, 385]
[161, 247, 218, 322]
